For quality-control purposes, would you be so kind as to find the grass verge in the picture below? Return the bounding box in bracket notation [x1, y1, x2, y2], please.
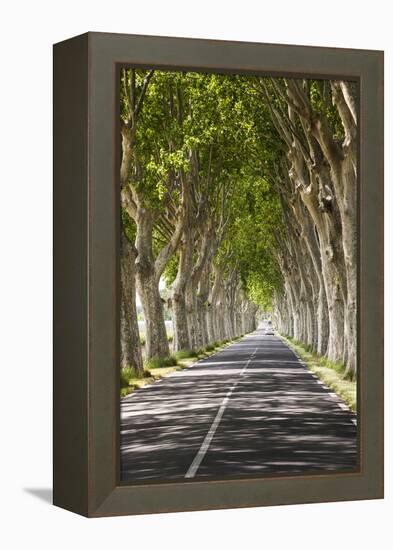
[120, 336, 241, 398]
[281, 335, 357, 412]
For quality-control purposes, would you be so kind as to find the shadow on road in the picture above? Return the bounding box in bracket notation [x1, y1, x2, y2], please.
[120, 332, 358, 483]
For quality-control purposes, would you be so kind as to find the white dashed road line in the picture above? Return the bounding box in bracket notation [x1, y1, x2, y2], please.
[184, 347, 258, 479]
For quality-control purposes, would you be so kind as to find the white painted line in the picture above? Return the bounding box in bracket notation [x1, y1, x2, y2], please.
[277, 336, 357, 425]
[184, 384, 235, 478]
[184, 348, 257, 479]
[326, 392, 356, 422]
[337, 402, 350, 411]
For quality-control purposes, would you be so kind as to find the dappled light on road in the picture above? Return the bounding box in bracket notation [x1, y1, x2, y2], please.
[120, 331, 357, 482]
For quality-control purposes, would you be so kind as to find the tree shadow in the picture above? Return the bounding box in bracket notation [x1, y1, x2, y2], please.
[120, 336, 358, 483]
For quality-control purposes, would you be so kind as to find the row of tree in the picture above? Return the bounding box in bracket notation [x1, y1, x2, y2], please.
[263, 78, 358, 379]
[119, 69, 357, 379]
[120, 70, 261, 374]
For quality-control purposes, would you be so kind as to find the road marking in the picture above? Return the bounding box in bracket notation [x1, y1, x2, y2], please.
[184, 347, 257, 479]
[326, 392, 357, 426]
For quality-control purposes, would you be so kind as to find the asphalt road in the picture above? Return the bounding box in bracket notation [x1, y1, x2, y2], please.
[120, 330, 358, 482]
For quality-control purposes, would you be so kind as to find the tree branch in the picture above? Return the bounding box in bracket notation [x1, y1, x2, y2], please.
[134, 69, 155, 118]
[154, 206, 185, 281]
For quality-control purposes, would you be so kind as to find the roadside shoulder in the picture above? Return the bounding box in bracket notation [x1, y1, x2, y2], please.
[279, 334, 357, 412]
[121, 335, 246, 399]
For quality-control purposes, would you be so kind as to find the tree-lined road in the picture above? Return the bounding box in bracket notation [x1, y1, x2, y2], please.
[120, 330, 357, 482]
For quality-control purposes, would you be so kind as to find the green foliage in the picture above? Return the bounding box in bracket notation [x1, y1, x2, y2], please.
[144, 358, 164, 370]
[209, 129, 285, 309]
[120, 367, 144, 387]
[144, 355, 178, 369]
[121, 208, 136, 243]
[164, 254, 179, 287]
[120, 388, 131, 398]
[120, 69, 336, 315]
[309, 80, 345, 140]
[164, 355, 178, 367]
[173, 349, 199, 360]
[120, 364, 181, 398]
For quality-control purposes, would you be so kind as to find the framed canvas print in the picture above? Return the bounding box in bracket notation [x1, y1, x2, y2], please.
[53, 32, 383, 517]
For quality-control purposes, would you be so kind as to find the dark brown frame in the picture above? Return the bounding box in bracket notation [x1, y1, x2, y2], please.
[53, 32, 384, 517]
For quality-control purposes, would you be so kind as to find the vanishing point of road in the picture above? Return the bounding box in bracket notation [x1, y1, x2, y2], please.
[120, 330, 358, 482]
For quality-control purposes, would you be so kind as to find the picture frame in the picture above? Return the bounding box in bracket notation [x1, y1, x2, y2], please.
[53, 32, 384, 517]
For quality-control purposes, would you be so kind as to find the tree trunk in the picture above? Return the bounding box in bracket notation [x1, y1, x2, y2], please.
[301, 213, 329, 355]
[136, 271, 169, 359]
[196, 264, 211, 347]
[172, 293, 190, 351]
[171, 227, 194, 351]
[334, 155, 357, 378]
[120, 232, 143, 373]
[135, 210, 169, 359]
[299, 177, 346, 362]
[206, 305, 215, 343]
[185, 281, 198, 350]
[185, 226, 216, 349]
[208, 264, 224, 342]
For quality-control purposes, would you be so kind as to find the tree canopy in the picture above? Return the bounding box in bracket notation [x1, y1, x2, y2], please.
[119, 68, 357, 380]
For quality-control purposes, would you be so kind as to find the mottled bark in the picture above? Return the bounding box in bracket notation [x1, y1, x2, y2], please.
[242, 300, 258, 333]
[120, 232, 143, 373]
[208, 264, 224, 342]
[172, 293, 190, 351]
[303, 188, 345, 361]
[330, 82, 358, 377]
[171, 226, 194, 351]
[185, 225, 215, 348]
[136, 271, 169, 360]
[196, 263, 212, 347]
[135, 209, 170, 359]
[301, 210, 329, 355]
[288, 140, 346, 361]
[286, 78, 357, 373]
